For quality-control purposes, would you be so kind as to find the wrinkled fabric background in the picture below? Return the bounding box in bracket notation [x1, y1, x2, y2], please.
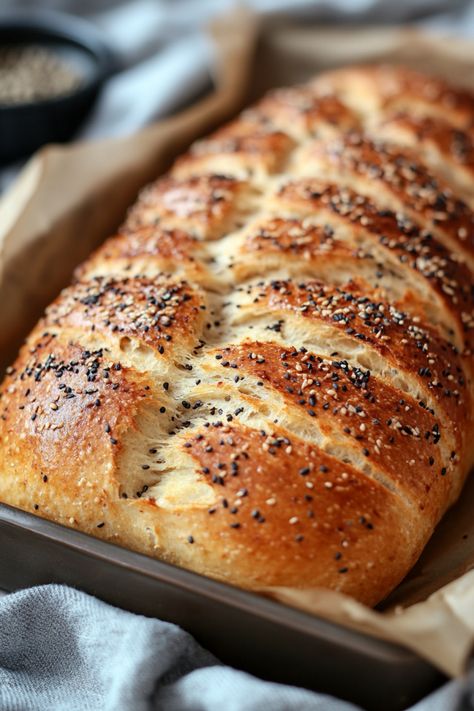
[0, 0, 474, 181]
[1, 1, 474, 709]
[0, 585, 470, 711]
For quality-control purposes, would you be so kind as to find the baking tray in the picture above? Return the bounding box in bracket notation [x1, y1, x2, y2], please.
[0, 502, 442, 710]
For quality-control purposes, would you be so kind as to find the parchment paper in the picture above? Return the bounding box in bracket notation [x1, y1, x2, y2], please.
[1, 9, 474, 678]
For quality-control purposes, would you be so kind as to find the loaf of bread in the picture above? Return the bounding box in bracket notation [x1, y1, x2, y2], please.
[1, 65, 473, 607]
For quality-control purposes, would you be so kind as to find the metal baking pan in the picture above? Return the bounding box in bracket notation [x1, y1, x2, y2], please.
[0, 502, 442, 710]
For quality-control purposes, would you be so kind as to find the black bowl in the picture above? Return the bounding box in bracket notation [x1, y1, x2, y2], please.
[0, 10, 117, 164]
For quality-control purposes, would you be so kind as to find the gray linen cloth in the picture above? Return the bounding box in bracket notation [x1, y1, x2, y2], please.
[0, 585, 468, 711]
[1, 1, 474, 709]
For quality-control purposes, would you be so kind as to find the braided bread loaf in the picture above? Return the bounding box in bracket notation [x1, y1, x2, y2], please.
[1, 65, 473, 607]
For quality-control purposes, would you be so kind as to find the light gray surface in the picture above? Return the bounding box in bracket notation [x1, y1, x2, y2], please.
[0, 585, 468, 711]
[1, 1, 474, 709]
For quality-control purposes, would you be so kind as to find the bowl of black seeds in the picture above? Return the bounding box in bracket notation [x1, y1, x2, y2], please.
[0, 10, 117, 164]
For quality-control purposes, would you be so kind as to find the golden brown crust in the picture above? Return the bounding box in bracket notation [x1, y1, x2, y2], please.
[233, 217, 355, 281]
[0, 336, 156, 507]
[228, 278, 470, 456]
[76, 226, 210, 286]
[171, 424, 422, 606]
[373, 114, 474, 204]
[296, 134, 474, 266]
[208, 341, 450, 515]
[230, 214, 474, 355]
[124, 174, 256, 239]
[274, 180, 474, 351]
[243, 217, 338, 256]
[379, 114, 474, 170]
[173, 119, 295, 179]
[38, 275, 207, 364]
[245, 88, 360, 139]
[1, 63, 474, 608]
[310, 65, 474, 128]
